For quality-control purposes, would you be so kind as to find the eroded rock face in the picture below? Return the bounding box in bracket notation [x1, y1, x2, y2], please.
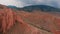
[0, 4, 60, 34]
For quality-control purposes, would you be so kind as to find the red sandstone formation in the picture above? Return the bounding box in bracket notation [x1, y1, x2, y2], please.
[0, 4, 60, 34]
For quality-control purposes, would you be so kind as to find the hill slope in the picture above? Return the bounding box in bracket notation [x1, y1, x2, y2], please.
[23, 5, 60, 12]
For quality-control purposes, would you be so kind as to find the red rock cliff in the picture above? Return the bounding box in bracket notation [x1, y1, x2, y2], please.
[0, 4, 60, 34]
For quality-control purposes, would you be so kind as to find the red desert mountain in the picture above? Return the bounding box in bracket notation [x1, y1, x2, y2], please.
[0, 4, 60, 34]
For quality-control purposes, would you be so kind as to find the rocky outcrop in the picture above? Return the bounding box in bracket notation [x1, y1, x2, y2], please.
[0, 4, 60, 34]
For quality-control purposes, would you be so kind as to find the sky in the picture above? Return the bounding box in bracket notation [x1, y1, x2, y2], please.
[0, 0, 60, 8]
